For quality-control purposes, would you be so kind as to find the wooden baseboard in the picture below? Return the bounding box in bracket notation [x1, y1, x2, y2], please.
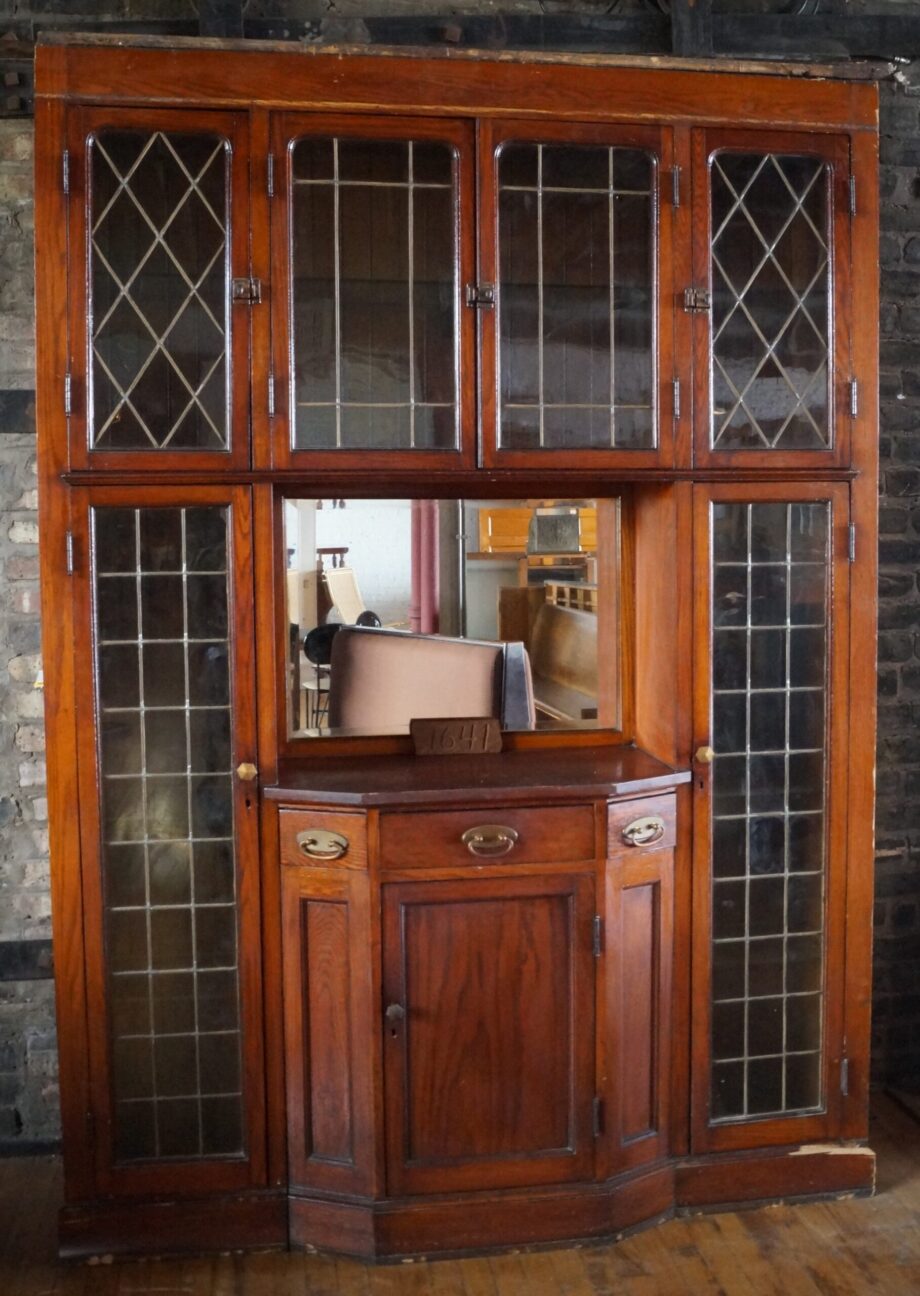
[289, 1164, 675, 1259]
[58, 1143, 877, 1261]
[59, 1191, 288, 1260]
[675, 1143, 876, 1207]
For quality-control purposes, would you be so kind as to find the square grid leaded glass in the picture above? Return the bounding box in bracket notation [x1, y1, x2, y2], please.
[291, 137, 459, 451]
[710, 153, 831, 452]
[498, 142, 655, 451]
[90, 131, 230, 451]
[710, 501, 829, 1122]
[93, 507, 243, 1160]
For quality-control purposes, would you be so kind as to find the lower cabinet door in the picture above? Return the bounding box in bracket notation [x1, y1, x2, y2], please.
[382, 873, 597, 1195]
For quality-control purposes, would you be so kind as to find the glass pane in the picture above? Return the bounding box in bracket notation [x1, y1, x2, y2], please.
[89, 130, 230, 451]
[283, 497, 620, 738]
[93, 506, 244, 1161]
[497, 142, 655, 451]
[710, 153, 831, 451]
[709, 500, 830, 1122]
[291, 136, 459, 452]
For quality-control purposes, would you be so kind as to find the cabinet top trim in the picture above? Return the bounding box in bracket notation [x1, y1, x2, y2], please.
[267, 745, 691, 809]
[35, 38, 878, 133]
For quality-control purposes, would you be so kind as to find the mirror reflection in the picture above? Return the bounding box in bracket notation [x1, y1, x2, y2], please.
[284, 498, 620, 738]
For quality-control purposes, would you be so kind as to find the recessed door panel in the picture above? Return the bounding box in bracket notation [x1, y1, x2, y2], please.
[383, 874, 596, 1194]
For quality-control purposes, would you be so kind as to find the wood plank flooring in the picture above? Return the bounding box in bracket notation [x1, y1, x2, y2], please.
[2, 1096, 918, 1296]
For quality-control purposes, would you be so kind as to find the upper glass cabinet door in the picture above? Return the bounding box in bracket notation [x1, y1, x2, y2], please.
[692, 130, 852, 468]
[68, 109, 252, 471]
[480, 122, 674, 469]
[272, 115, 476, 470]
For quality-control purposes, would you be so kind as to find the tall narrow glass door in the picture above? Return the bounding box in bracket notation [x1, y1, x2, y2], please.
[697, 487, 849, 1149]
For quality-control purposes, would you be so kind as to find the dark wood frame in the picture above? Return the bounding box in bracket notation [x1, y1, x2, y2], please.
[690, 480, 851, 1154]
[66, 107, 253, 474]
[69, 484, 267, 1197]
[34, 35, 879, 1259]
[691, 128, 853, 470]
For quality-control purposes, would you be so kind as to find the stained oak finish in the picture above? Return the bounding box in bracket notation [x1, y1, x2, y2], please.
[279, 808, 367, 870]
[378, 803, 596, 870]
[281, 865, 377, 1196]
[382, 872, 597, 1195]
[34, 34, 878, 1264]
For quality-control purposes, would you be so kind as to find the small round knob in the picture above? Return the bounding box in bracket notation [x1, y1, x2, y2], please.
[385, 1003, 406, 1025]
[236, 762, 258, 782]
[695, 746, 715, 765]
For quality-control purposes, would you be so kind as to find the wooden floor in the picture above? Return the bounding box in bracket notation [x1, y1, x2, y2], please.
[2, 1096, 919, 1296]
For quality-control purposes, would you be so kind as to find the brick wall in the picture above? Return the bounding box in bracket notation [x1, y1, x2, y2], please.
[1, 12, 918, 1147]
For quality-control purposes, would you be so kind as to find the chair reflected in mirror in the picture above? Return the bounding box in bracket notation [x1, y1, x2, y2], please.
[326, 626, 535, 735]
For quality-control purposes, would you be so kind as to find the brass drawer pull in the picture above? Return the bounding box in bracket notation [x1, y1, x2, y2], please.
[461, 825, 520, 858]
[621, 816, 666, 848]
[296, 829, 349, 861]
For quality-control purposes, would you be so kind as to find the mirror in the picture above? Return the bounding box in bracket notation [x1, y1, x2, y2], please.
[284, 498, 621, 738]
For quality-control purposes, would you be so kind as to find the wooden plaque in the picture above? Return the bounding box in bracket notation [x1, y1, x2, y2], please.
[410, 717, 503, 756]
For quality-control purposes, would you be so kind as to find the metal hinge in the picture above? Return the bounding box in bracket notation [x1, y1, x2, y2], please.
[848, 176, 857, 217]
[848, 524, 856, 564]
[62, 149, 70, 194]
[592, 915, 603, 959]
[465, 283, 495, 310]
[840, 1057, 850, 1097]
[849, 379, 859, 418]
[671, 166, 681, 208]
[673, 378, 681, 421]
[64, 371, 72, 416]
[231, 277, 263, 305]
[683, 287, 711, 313]
[66, 531, 74, 575]
[592, 1095, 604, 1138]
[268, 371, 276, 419]
[267, 154, 274, 198]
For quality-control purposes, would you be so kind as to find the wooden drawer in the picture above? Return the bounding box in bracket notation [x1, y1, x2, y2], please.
[279, 808, 367, 870]
[607, 794, 676, 857]
[379, 804, 596, 870]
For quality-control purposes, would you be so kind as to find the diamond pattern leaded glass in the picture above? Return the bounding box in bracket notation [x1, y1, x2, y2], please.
[710, 153, 831, 452]
[90, 131, 230, 450]
[94, 507, 243, 1160]
[709, 501, 829, 1123]
[498, 143, 656, 451]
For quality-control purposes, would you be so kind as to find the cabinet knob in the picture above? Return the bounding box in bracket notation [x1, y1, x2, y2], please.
[694, 746, 716, 765]
[236, 762, 258, 782]
[385, 1003, 406, 1026]
[461, 824, 519, 858]
[296, 829, 349, 861]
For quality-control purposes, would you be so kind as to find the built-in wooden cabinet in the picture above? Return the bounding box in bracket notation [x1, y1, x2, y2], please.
[36, 34, 879, 1261]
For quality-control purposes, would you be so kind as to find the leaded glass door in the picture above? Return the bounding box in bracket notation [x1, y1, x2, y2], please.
[272, 114, 476, 470]
[73, 487, 265, 1195]
[691, 483, 850, 1153]
[691, 131, 852, 468]
[67, 109, 252, 471]
[480, 120, 676, 469]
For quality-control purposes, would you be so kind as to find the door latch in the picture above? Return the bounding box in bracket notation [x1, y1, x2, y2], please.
[465, 283, 495, 310]
[232, 277, 263, 305]
[683, 287, 711, 313]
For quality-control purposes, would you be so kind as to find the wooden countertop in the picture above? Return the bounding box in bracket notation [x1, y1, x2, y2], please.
[267, 743, 690, 808]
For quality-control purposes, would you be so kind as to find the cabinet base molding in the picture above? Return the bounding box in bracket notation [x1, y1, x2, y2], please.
[290, 1166, 674, 1260]
[675, 1143, 877, 1209]
[287, 1143, 875, 1260]
[58, 1191, 288, 1261]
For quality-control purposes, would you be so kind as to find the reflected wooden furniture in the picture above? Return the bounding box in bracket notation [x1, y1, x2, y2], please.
[35, 35, 878, 1263]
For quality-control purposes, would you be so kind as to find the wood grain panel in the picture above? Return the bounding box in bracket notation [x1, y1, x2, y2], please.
[281, 866, 376, 1196]
[620, 885, 657, 1141]
[379, 804, 595, 869]
[383, 873, 596, 1194]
